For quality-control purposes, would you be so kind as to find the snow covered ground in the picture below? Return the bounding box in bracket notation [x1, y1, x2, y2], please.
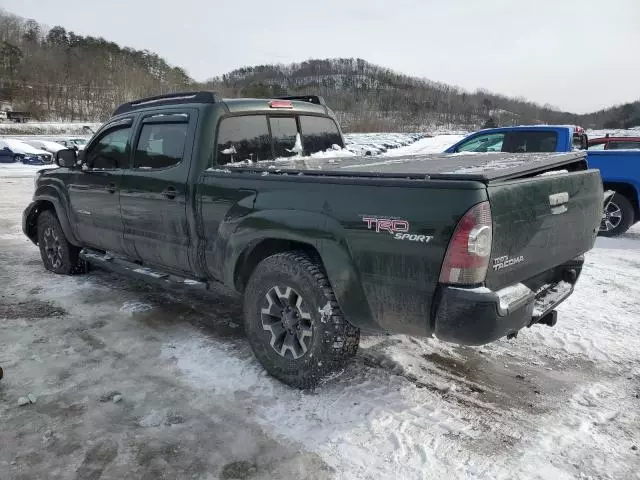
[1, 139, 639, 479]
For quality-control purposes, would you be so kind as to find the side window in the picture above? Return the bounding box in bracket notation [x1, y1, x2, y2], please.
[134, 122, 187, 169]
[86, 125, 132, 169]
[589, 142, 606, 151]
[270, 116, 300, 158]
[216, 115, 271, 164]
[300, 116, 343, 155]
[457, 133, 505, 152]
[608, 141, 640, 150]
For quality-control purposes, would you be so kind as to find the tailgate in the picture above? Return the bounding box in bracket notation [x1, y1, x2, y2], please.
[485, 170, 602, 290]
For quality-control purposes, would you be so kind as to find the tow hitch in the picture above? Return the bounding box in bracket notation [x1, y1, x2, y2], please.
[537, 310, 558, 327]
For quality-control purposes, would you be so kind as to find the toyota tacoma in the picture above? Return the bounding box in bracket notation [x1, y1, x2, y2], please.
[24, 92, 604, 388]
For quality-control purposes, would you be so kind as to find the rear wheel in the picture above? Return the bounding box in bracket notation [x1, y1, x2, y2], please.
[37, 210, 81, 275]
[243, 251, 360, 389]
[599, 193, 634, 237]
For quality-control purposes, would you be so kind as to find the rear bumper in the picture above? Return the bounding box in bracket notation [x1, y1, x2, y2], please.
[433, 278, 575, 346]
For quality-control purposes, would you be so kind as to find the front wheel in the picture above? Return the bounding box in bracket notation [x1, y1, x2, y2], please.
[243, 251, 360, 389]
[599, 193, 634, 237]
[37, 210, 81, 274]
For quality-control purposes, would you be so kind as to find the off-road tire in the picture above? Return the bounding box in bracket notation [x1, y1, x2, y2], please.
[37, 210, 81, 275]
[599, 193, 634, 237]
[243, 251, 360, 389]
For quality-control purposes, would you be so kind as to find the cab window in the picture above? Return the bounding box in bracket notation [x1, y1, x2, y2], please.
[608, 141, 640, 150]
[457, 133, 504, 152]
[300, 116, 343, 154]
[270, 116, 300, 158]
[86, 125, 132, 169]
[134, 122, 187, 169]
[217, 115, 272, 165]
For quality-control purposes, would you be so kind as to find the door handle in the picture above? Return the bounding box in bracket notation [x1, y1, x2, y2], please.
[162, 186, 177, 200]
[106, 183, 117, 194]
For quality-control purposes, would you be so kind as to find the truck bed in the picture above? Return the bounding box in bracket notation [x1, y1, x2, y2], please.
[223, 152, 587, 183]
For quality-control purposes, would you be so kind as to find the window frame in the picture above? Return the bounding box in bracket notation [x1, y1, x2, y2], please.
[132, 112, 190, 171]
[83, 118, 134, 170]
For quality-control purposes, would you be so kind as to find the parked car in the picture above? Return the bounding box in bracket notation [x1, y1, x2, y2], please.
[22, 139, 67, 154]
[588, 136, 640, 150]
[0, 138, 53, 164]
[24, 92, 604, 388]
[445, 125, 640, 237]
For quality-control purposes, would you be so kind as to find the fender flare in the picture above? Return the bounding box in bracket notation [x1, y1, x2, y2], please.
[225, 209, 377, 331]
[24, 185, 81, 246]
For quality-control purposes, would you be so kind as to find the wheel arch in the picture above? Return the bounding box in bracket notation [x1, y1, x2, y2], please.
[23, 194, 81, 246]
[227, 210, 378, 332]
[603, 181, 639, 221]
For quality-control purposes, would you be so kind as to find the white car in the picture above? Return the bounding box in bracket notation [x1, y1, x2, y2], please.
[0, 138, 53, 164]
[22, 139, 67, 154]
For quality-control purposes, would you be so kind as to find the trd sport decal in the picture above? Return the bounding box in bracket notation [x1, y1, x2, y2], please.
[362, 216, 433, 244]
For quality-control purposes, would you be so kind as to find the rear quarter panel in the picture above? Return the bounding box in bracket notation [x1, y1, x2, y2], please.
[214, 174, 487, 336]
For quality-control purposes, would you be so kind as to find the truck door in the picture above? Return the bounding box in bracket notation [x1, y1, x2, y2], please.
[119, 111, 196, 274]
[67, 118, 133, 254]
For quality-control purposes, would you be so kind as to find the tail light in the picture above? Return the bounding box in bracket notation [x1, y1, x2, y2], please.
[439, 201, 492, 285]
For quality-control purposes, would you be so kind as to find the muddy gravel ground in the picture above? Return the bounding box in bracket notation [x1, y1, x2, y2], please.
[1, 171, 639, 480]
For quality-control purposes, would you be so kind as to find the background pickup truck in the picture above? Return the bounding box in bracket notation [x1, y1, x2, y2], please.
[24, 92, 603, 388]
[445, 125, 640, 237]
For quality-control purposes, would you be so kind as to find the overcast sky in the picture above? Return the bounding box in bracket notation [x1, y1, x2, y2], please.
[3, 0, 639, 113]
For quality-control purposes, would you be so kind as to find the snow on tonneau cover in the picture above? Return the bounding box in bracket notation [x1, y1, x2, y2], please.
[225, 151, 603, 293]
[223, 151, 583, 180]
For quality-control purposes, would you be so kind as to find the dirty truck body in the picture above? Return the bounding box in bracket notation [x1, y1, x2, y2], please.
[23, 92, 604, 387]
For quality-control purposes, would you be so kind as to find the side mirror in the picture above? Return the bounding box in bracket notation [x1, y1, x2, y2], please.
[55, 148, 78, 168]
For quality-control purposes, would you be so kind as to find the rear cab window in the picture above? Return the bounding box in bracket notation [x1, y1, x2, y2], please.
[270, 116, 300, 158]
[215, 113, 343, 166]
[502, 131, 558, 152]
[217, 115, 272, 164]
[300, 116, 343, 154]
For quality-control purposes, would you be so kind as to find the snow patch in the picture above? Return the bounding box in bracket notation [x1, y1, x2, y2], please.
[119, 301, 153, 314]
[318, 301, 333, 323]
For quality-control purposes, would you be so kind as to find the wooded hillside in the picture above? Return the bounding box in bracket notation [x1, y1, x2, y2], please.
[0, 10, 190, 120]
[1, 10, 637, 131]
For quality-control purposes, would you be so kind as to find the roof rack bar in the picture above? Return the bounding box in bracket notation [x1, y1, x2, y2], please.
[112, 91, 218, 116]
[275, 95, 326, 106]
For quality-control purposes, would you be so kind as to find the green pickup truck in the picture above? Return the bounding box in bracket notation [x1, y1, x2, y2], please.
[23, 92, 604, 388]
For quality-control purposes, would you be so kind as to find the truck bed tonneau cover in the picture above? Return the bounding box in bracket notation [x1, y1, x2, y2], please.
[224, 152, 586, 183]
